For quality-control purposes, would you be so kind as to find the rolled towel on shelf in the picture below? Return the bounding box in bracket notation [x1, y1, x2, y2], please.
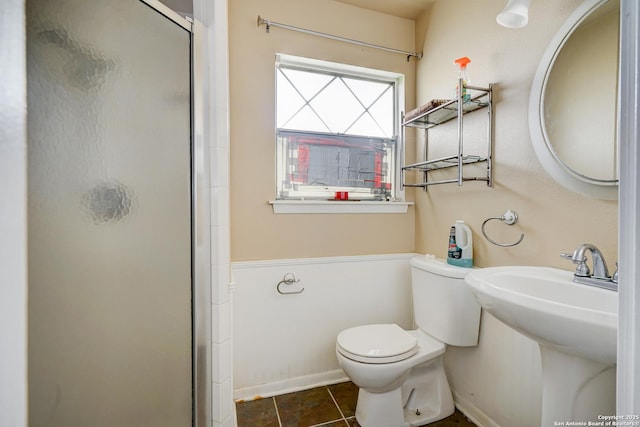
[404, 99, 449, 122]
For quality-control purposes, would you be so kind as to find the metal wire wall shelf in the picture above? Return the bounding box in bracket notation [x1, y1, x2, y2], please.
[402, 82, 493, 189]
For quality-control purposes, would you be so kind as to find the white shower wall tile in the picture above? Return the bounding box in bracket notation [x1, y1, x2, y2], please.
[210, 234, 220, 273]
[209, 189, 221, 227]
[219, 191, 230, 227]
[211, 381, 223, 423]
[222, 379, 232, 422]
[220, 227, 231, 265]
[210, 262, 231, 305]
[211, 339, 232, 383]
[209, 186, 230, 228]
[211, 301, 231, 344]
[205, 0, 231, 424]
[211, 378, 232, 424]
[211, 418, 232, 427]
[220, 415, 235, 427]
[209, 146, 230, 189]
[211, 224, 231, 265]
[208, 156, 231, 421]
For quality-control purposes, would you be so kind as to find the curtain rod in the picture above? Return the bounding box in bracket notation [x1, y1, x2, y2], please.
[257, 15, 423, 62]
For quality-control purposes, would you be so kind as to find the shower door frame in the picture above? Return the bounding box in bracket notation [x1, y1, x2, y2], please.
[7, 0, 215, 425]
[138, 1, 212, 425]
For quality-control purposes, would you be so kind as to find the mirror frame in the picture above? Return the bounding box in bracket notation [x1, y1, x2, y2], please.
[529, 0, 619, 200]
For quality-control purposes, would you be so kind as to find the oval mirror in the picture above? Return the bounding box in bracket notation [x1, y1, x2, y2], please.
[529, 0, 619, 200]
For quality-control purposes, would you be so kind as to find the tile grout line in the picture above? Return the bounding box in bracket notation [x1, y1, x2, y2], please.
[272, 396, 284, 427]
[308, 421, 350, 427]
[326, 385, 349, 423]
[307, 421, 348, 427]
[305, 386, 349, 427]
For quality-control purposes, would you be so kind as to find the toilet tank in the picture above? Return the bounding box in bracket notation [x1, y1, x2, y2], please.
[410, 255, 481, 346]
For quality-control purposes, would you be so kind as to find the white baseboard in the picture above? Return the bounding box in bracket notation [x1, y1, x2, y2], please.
[233, 369, 349, 402]
[453, 390, 500, 427]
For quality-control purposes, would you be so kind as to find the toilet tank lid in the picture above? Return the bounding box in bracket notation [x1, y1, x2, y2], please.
[411, 255, 472, 279]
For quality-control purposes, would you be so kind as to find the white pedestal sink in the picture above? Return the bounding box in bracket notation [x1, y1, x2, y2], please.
[465, 266, 617, 426]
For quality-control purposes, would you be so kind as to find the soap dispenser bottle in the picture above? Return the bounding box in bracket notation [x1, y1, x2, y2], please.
[447, 220, 473, 267]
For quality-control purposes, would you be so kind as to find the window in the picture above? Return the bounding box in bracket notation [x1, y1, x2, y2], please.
[275, 54, 404, 201]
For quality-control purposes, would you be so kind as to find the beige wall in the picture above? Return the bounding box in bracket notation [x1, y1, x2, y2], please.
[229, 0, 618, 265]
[413, 3, 619, 425]
[229, 0, 417, 261]
[414, 0, 618, 269]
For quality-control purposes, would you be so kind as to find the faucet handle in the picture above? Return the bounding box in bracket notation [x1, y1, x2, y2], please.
[560, 252, 586, 263]
[612, 262, 619, 284]
[574, 261, 590, 277]
[560, 252, 590, 277]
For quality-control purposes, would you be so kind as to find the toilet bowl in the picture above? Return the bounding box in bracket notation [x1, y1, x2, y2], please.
[335, 255, 481, 427]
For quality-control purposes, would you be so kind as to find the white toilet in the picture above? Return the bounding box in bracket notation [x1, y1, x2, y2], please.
[335, 255, 481, 427]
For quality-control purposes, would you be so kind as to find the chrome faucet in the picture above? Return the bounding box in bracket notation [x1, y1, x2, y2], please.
[561, 243, 617, 291]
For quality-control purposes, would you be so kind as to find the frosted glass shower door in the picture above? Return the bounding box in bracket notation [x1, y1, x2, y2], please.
[27, 1, 193, 426]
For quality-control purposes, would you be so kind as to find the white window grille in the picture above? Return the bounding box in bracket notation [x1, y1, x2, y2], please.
[275, 54, 404, 201]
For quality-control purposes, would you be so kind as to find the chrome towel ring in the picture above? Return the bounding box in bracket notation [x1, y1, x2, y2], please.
[481, 210, 525, 247]
[276, 272, 304, 295]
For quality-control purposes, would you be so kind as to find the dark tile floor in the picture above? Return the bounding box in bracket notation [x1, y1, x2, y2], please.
[235, 381, 477, 427]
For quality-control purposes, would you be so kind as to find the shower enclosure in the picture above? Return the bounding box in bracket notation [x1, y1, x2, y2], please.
[26, 0, 209, 425]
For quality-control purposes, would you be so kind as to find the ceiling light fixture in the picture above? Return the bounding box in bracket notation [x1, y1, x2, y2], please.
[496, 0, 531, 28]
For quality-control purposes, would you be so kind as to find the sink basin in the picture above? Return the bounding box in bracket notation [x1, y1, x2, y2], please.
[465, 265, 617, 365]
[465, 266, 617, 425]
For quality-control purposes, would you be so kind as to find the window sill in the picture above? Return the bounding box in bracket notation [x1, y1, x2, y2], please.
[269, 200, 413, 214]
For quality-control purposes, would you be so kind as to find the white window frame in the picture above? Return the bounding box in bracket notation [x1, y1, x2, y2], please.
[270, 54, 410, 214]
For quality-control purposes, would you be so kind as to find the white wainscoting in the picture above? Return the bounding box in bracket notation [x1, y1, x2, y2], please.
[231, 253, 543, 427]
[232, 253, 415, 401]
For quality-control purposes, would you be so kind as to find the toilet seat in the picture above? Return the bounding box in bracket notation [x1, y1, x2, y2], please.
[336, 324, 418, 364]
